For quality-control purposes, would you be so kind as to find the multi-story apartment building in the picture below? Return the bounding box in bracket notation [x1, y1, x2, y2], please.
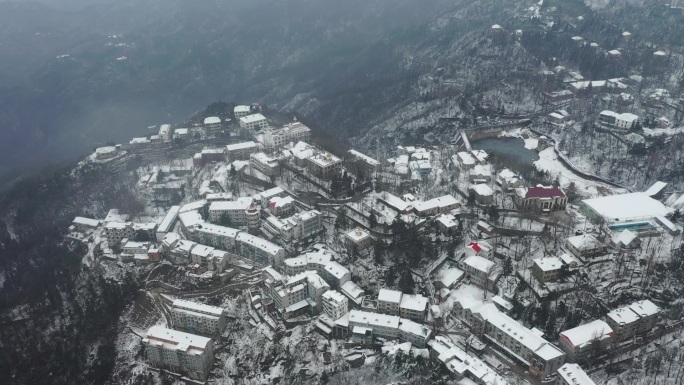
[283, 250, 333, 276]
[158, 124, 173, 142]
[559, 320, 614, 362]
[347, 310, 432, 348]
[459, 255, 497, 291]
[156, 206, 180, 242]
[255, 186, 288, 208]
[598, 110, 639, 130]
[143, 326, 214, 381]
[208, 199, 253, 226]
[399, 294, 428, 322]
[234, 105, 251, 119]
[261, 121, 312, 148]
[235, 232, 285, 267]
[514, 186, 567, 214]
[532, 257, 564, 283]
[250, 152, 280, 176]
[190, 222, 240, 251]
[268, 196, 295, 217]
[412, 195, 460, 217]
[378, 289, 402, 316]
[322, 290, 349, 321]
[307, 152, 342, 179]
[203, 116, 222, 133]
[226, 141, 260, 160]
[606, 300, 660, 341]
[239, 113, 268, 130]
[265, 210, 324, 243]
[321, 261, 351, 289]
[556, 363, 597, 385]
[453, 296, 566, 377]
[171, 299, 226, 336]
[104, 222, 135, 245]
[429, 335, 508, 385]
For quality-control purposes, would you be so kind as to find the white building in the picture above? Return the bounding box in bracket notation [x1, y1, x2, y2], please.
[268, 196, 295, 217]
[347, 310, 432, 348]
[322, 290, 349, 321]
[234, 105, 251, 119]
[307, 151, 342, 179]
[264, 210, 324, 243]
[158, 124, 173, 142]
[104, 222, 134, 245]
[399, 293, 428, 322]
[239, 113, 268, 130]
[283, 250, 333, 276]
[580, 192, 672, 225]
[429, 335, 508, 385]
[143, 326, 214, 381]
[190, 222, 240, 251]
[173, 128, 189, 139]
[606, 300, 659, 341]
[261, 121, 312, 148]
[559, 320, 614, 362]
[72, 216, 100, 231]
[532, 257, 564, 283]
[203, 116, 222, 132]
[413, 195, 459, 217]
[250, 152, 280, 176]
[256, 186, 287, 208]
[598, 110, 639, 130]
[226, 141, 260, 160]
[171, 299, 226, 336]
[321, 261, 351, 289]
[208, 200, 253, 226]
[565, 235, 604, 259]
[459, 255, 497, 291]
[378, 288, 403, 316]
[465, 241, 493, 259]
[236, 232, 285, 266]
[556, 363, 597, 385]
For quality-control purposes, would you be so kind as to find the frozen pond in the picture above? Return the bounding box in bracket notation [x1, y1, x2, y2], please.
[471, 137, 539, 165]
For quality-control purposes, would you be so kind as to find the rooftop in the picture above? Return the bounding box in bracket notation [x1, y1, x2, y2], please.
[534, 257, 563, 272]
[524, 186, 565, 199]
[566, 234, 602, 251]
[204, 116, 221, 125]
[560, 320, 614, 348]
[582, 192, 671, 222]
[172, 299, 224, 316]
[557, 363, 597, 385]
[462, 255, 495, 273]
[209, 200, 252, 212]
[226, 141, 259, 151]
[400, 294, 428, 312]
[378, 288, 403, 304]
[239, 113, 267, 124]
[144, 325, 211, 353]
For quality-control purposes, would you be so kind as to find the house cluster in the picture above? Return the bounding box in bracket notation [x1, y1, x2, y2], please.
[378, 191, 460, 220]
[387, 146, 436, 178]
[143, 299, 227, 381]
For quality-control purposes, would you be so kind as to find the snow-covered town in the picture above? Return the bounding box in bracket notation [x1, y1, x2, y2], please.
[66, 90, 684, 385]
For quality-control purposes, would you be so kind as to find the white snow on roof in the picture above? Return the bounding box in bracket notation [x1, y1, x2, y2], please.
[73, 217, 100, 227]
[612, 229, 638, 246]
[378, 288, 403, 304]
[349, 149, 380, 166]
[462, 255, 495, 273]
[558, 363, 597, 385]
[172, 299, 224, 316]
[534, 257, 563, 272]
[323, 261, 350, 279]
[471, 184, 494, 197]
[239, 113, 266, 124]
[608, 300, 659, 325]
[179, 211, 204, 228]
[629, 300, 659, 317]
[644, 181, 667, 197]
[560, 320, 613, 348]
[179, 200, 207, 213]
[346, 227, 370, 241]
[204, 116, 221, 125]
[566, 234, 601, 251]
[209, 200, 251, 211]
[144, 325, 211, 351]
[582, 192, 672, 222]
[226, 141, 259, 151]
[438, 267, 464, 287]
[341, 281, 364, 300]
[400, 294, 428, 312]
[455, 152, 476, 166]
[234, 105, 251, 113]
[437, 214, 458, 228]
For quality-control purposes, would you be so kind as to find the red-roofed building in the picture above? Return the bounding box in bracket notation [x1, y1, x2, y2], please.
[465, 240, 493, 258]
[514, 186, 567, 214]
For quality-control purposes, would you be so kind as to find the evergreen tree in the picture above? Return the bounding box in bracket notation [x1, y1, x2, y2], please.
[398, 269, 415, 293]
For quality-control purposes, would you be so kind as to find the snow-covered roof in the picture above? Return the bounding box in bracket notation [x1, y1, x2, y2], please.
[323, 261, 350, 280]
[414, 195, 459, 212]
[322, 290, 347, 303]
[644, 181, 667, 197]
[308, 152, 341, 167]
[400, 294, 428, 312]
[346, 227, 370, 241]
[191, 244, 214, 257]
[398, 319, 431, 338]
[462, 255, 495, 273]
[560, 320, 613, 348]
[491, 295, 513, 311]
[557, 363, 596, 385]
[429, 336, 508, 385]
[469, 164, 492, 177]
[378, 288, 403, 304]
[629, 300, 659, 318]
[455, 151, 476, 166]
[438, 267, 464, 287]
[498, 168, 516, 180]
[172, 299, 224, 317]
[566, 234, 601, 251]
[582, 192, 672, 222]
[612, 229, 638, 247]
[341, 281, 364, 300]
[534, 257, 563, 272]
[380, 192, 412, 212]
[349, 149, 380, 166]
[209, 200, 251, 211]
[607, 49, 621, 55]
[269, 196, 294, 208]
[239, 113, 266, 124]
[236, 233, 283, 255]
[179, 200, 207, 213]
[193, 222, 240, 238]
[234, 105, 251, 113]
[144, 326, 211, 353]
[471, 184, 494, 196]
[599, 110, 639, 123]
[485, 310, 564, 360]
[179, 211, 204, 228]
[470, 150, 488, 163]
[260, 186, 285, 200]
[73, 217, 100, 227]
[226, 141, 259, 151]
[437, 214, 458, 228]
[204, 116, 221, 125]
[349, 309, 400, 329]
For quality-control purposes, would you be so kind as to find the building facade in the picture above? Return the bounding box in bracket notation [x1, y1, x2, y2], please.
[143, 326, 214, 381]
[171, 299, 226, 336]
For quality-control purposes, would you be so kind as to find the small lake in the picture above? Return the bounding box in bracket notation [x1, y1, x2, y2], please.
[471, 137, 539, 166]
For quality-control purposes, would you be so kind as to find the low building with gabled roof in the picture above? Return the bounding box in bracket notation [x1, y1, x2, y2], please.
[514, 185, 567, 214]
